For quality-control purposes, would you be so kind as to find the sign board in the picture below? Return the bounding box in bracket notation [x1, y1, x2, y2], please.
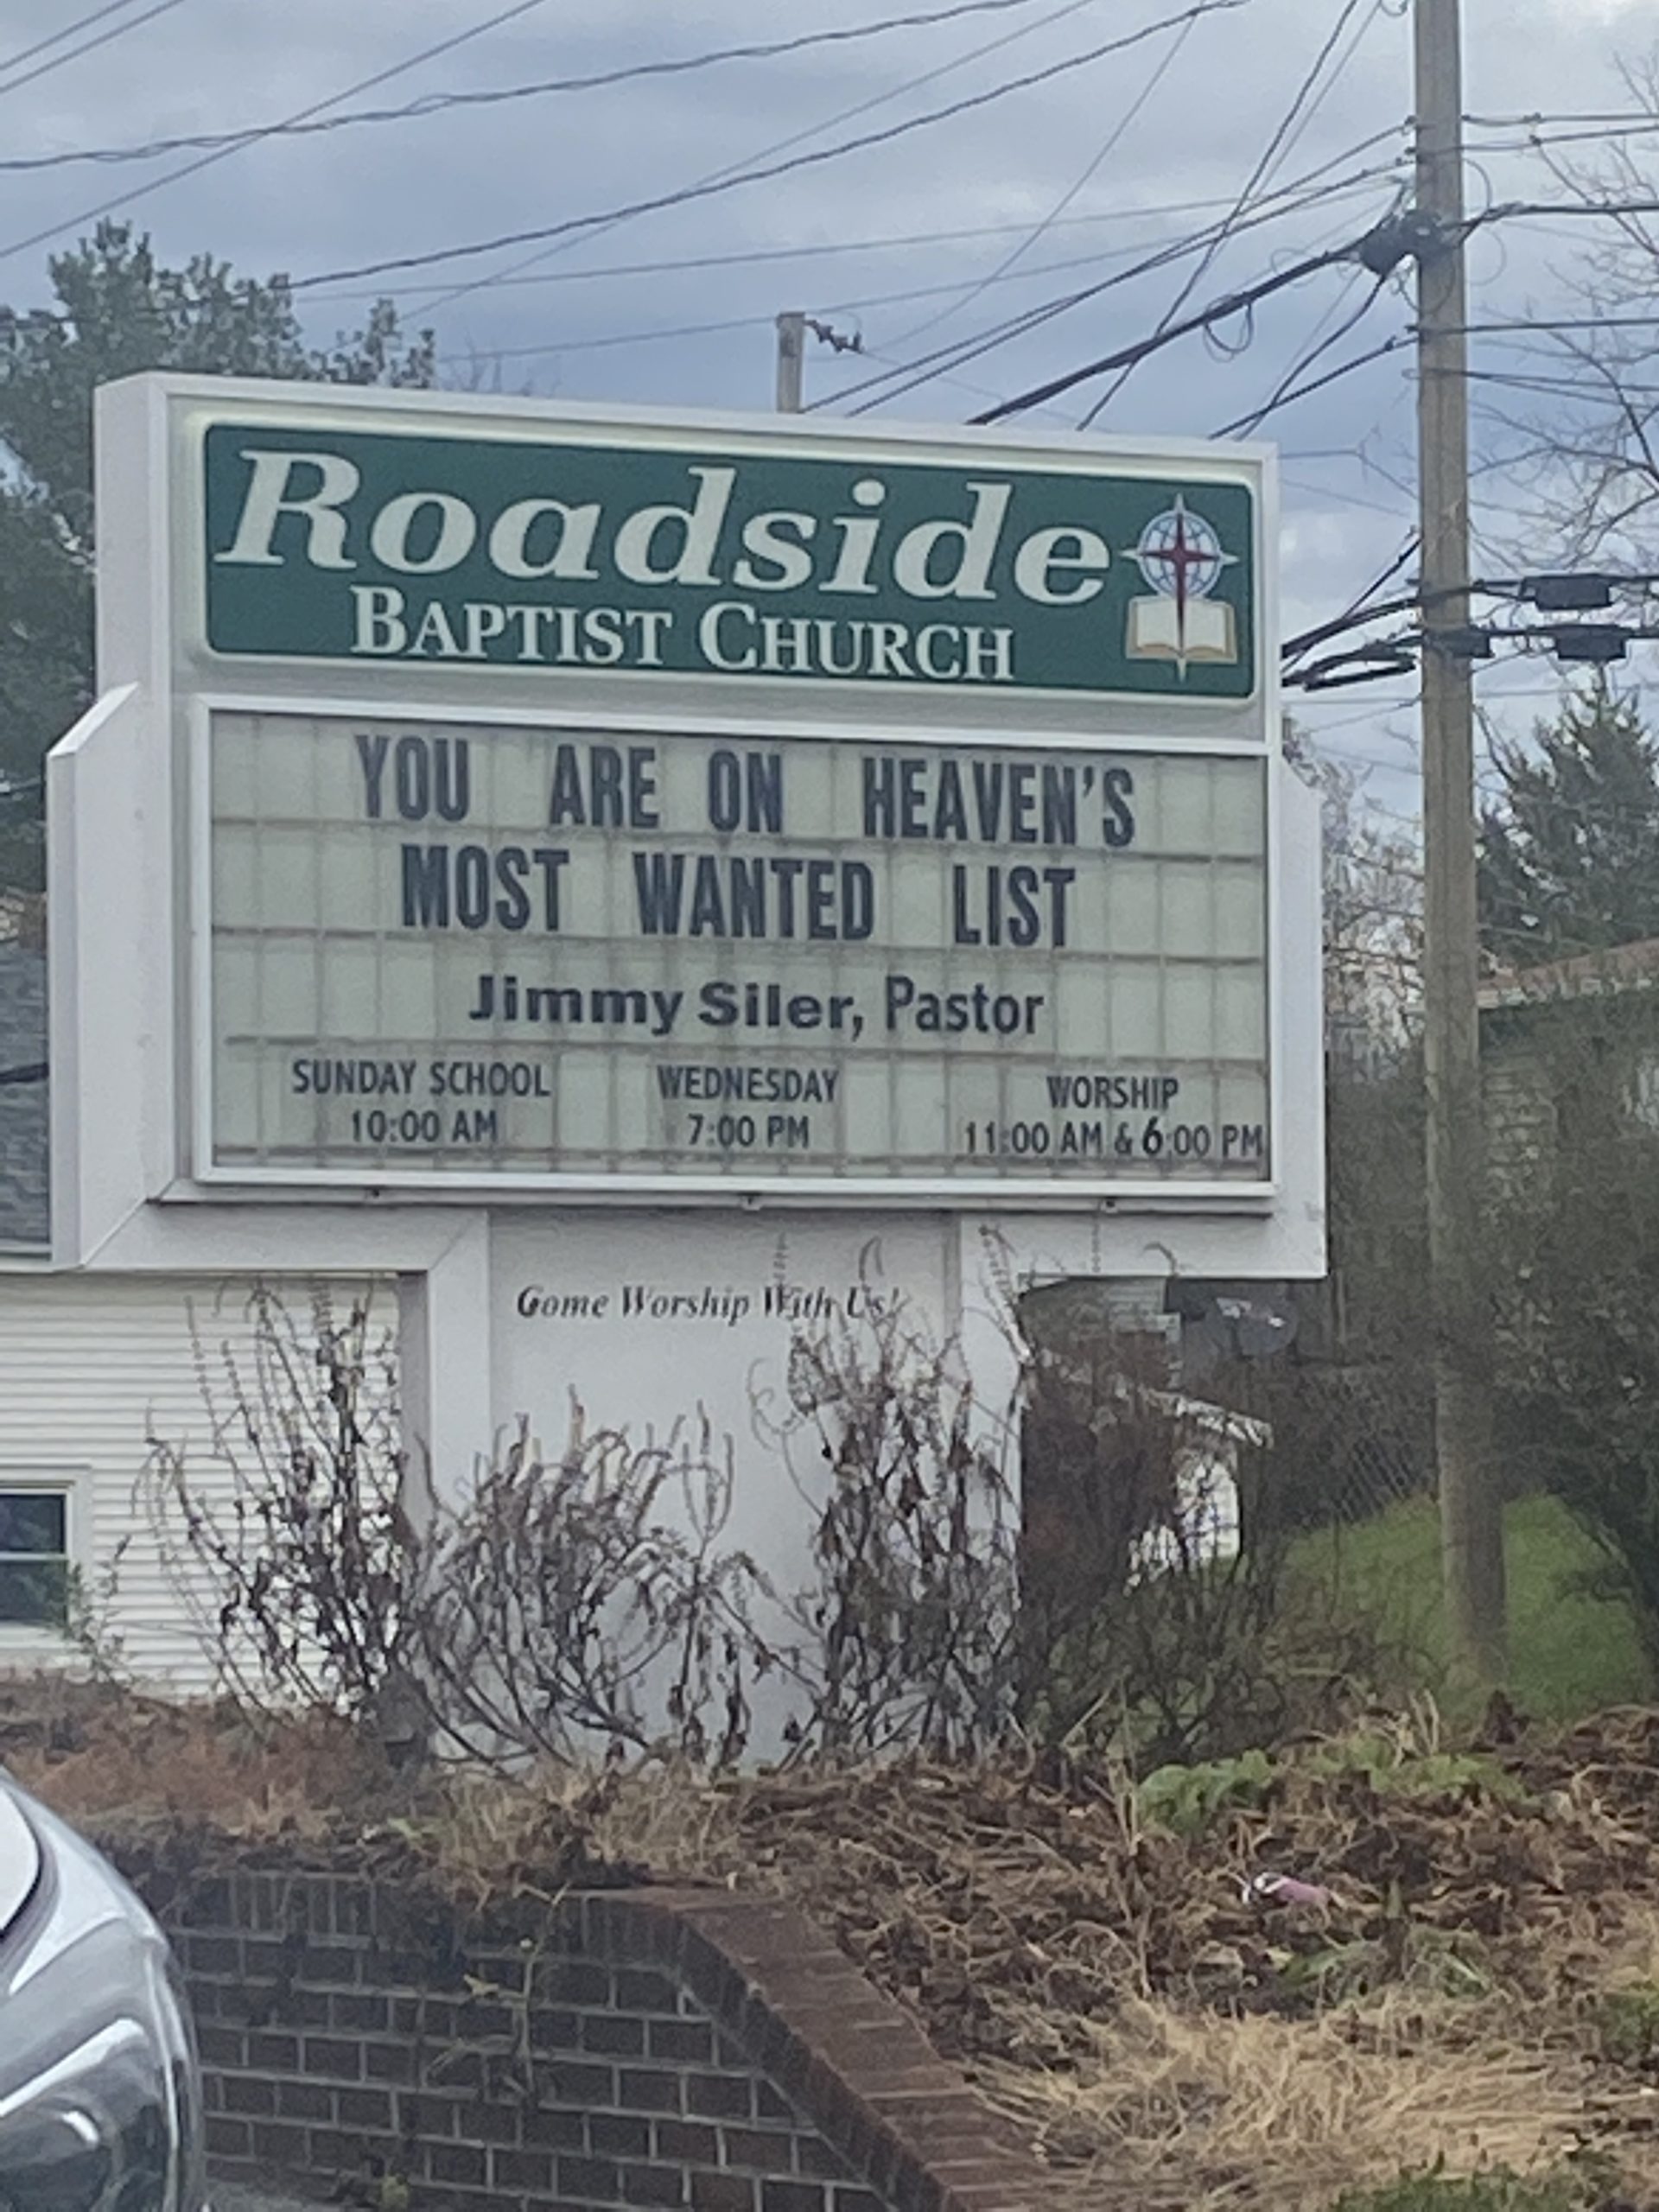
[200, 420, 1260, 709]
[48, 378, 1320, 1240]
[200, 707, 1272, 1195]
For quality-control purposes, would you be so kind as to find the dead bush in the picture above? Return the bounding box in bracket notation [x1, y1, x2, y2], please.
[140, 1284, 419, 1726]
[416, 1408, 764, 1766]
[764, 1288, 1021, 1759]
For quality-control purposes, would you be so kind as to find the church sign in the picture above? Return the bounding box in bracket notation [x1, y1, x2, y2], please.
[40, 378, 1306, 1220]
[199, 707, 1273, 1196]
[200, 421, 1261, 707]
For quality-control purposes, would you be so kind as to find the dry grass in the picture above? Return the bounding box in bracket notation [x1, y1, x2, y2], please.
[0, 1674, 375, 1835]
[982, 2000, 1597, 2212]
[16, 1676, 1659, 2206]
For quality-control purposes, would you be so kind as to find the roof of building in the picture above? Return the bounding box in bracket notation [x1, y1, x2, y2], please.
[1478, 936, 1659, 1014]
[0, 945, 48, 1249]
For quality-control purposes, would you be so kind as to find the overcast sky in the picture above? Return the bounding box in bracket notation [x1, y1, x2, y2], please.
[0, 0, 1650, 815]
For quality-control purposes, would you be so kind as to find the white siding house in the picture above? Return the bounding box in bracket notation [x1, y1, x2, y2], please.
[0, 1268, 287, 1686]
[1, 942, 388, 1694]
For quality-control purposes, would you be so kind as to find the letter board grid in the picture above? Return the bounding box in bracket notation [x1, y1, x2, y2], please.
[200, 707, 1273, 1193]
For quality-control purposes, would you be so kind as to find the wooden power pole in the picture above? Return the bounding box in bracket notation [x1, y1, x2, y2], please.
[1414, 0, 1507, 1682]
[776, 311, 806, 413]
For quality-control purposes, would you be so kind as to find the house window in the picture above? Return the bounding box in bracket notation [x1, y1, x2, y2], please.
[0, 1489, 71, 1629]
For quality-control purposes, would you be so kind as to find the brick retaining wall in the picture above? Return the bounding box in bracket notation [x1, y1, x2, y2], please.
[121, 1862, 1045, 2212]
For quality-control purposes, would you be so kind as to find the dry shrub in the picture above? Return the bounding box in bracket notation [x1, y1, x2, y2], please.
[766, 1288, 1020, 1758]
[143, 1276, 1353, 1771]
[0, 1672, 380, 1834]
[140, 1285, 416, 1726]
[418, 1409, 762, 1765]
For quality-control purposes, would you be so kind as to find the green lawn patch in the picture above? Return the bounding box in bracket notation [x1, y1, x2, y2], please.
[1332, 2164, 1611, 2212]
[1288, 1492, 1651, 1722]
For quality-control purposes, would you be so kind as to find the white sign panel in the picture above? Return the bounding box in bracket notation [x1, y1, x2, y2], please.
[200, 706, 1273, 1196]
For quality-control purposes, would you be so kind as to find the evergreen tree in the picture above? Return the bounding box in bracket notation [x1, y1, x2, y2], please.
[1478, 685, 1659, 969]
[0, 222, 434, 889]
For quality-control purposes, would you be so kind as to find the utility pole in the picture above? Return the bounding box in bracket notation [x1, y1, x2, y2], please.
[1414, 0, 1506, 1682]
[776, 310, 806, 413]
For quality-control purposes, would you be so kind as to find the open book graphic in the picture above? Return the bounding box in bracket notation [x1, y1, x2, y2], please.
[1127, 594, 1238, 670]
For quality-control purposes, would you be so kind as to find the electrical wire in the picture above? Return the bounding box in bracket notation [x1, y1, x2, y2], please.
[0, 0, 1116, 173]
[965, 235, 1366, 424]
[0, 0, 559, 271]
[958, 186, 1659, 435]
[1468, 194, 1659, 234]
[813, 137, 1407, 413]
[831, 200, 1348, 414]
[876, 1, 1207, 354]
[0, 0, 151, 78]
[303, 192, 1361, 308]
[1216, 270, 1394, 436]
[0, 0, 189, 101]
[844, 187, 1404, 420]
[1450, 315, 1659, 338]
[1282, 474, 1414, 519]
[445, 200, 1412, 372]
[435, 219, 1328, 367]
[1284, 535, 1421, 663]
[824, 162, 1400, 409]
[293, 3, 1251, 296]
[1077, 0, 1384, 425]
[1465, 367, 1659, 400]
[409, 0, 1127, 320]
[1218, 308, 1406, 437]
[1466, 107, 1658, 130]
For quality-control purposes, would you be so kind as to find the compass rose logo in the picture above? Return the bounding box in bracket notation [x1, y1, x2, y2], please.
[1123, 495, 1240, 678]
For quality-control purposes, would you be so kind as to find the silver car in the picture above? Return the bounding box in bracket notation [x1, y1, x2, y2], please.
[0, 1770, 207, 2211]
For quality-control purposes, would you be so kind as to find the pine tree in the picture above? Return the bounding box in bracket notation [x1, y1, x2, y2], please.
[1478, 686, 1659, 969]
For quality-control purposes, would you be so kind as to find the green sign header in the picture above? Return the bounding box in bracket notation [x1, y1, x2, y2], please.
[201, 421, 1258, 703]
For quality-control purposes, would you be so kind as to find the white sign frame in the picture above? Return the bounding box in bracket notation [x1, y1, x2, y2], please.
[188, 690, 1285, 1208]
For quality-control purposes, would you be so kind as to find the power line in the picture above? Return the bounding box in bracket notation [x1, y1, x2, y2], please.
[1469, 194, 1659, 235]
[1282, 473, 1415, 519]
[1217, 269, 1395, 436]
[1453, 314, 1659, 337]
[0, 0, 558, 271]
[500, 170, 1404, 380]
[877, 1, 1208, 353]
[1465, 106, 1656, 129]
[409, 0, 1123, 319]
[0, 0, 1106, 173]
[435, 222, 1308, 366]
[444, 199, 1399, 369]
[1465, 367, 1659, 401]
[1078, 0, 1385, 427]
[967, 233, 1367, 424]
[291, 3, 1251, 295]
[0, 0, 189, 102]
[812, 139, 1406, 413]
[963, 189, 1659, 433]
[0, 0, 149, 78]
[1215, 325, 1408, 438]
[1290, 534, 1422, 664]
[304, 194, 1350, 308]
[832, 206, 1319, 411]
[835, 166, 1402, 414]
